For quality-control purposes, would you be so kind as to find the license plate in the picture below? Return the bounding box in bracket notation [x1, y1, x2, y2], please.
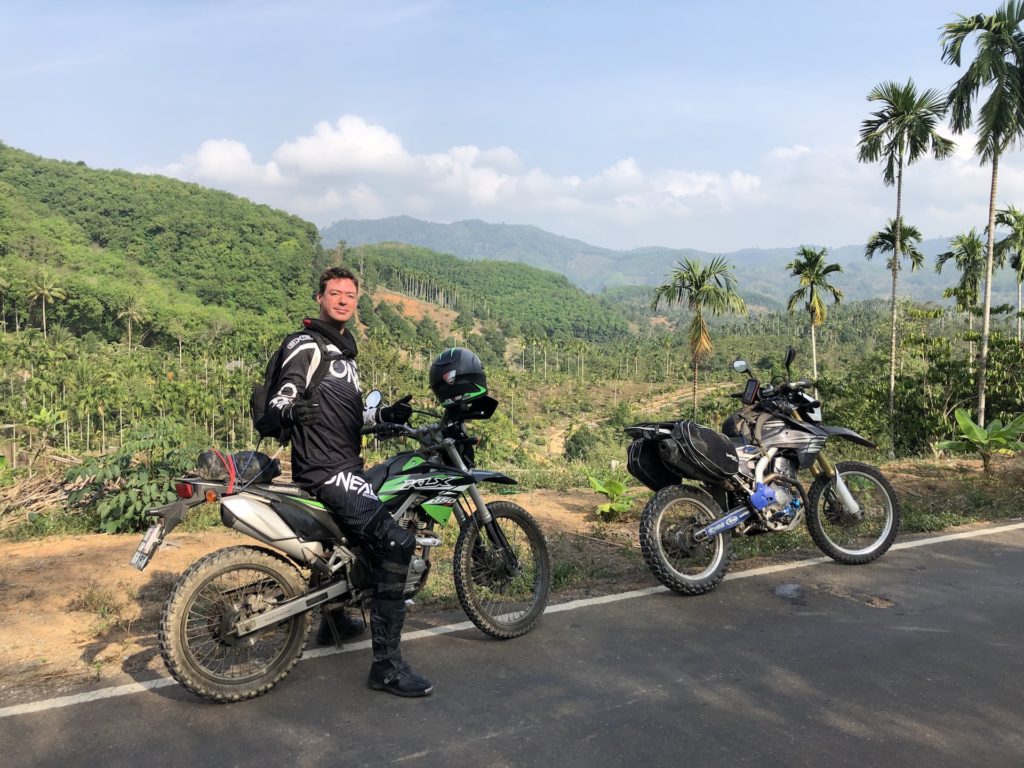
[130, 523, 163, 571]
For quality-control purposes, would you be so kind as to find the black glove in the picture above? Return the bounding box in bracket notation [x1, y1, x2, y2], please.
[282, 398, 321, 427]
[379, 395, 413, 425]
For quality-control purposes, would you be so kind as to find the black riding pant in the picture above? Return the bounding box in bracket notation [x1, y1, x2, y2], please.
[314, 468, 415, 599]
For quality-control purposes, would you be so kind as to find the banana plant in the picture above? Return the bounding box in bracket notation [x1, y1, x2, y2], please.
[936, 408, 1024, 475]
[587, 474, 635, 522]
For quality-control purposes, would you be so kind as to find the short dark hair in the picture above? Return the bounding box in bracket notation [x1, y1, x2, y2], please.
[318, 267, 360, 296]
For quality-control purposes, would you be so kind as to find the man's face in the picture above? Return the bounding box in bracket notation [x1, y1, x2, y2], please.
[317, 277, 358, 325]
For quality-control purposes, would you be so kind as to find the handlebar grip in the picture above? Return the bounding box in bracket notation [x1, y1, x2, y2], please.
[365, 422, 419, 440]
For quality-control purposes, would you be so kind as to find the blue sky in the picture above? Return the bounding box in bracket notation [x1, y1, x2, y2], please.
[3, 0, 1020, 252]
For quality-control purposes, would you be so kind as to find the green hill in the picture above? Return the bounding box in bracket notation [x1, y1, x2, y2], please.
[0, 142, 328, 348]
[0, 144, 631, 356]
[350, 242, 630, 343]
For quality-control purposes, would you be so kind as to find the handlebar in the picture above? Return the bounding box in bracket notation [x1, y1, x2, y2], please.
[776, 378, 813, 393]
[362, 421, 423, 439]
[362, 418, 478, 451]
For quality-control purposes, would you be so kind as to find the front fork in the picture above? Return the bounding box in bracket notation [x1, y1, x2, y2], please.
[444, 444, 520, 575]
[812, 454, 862, 518]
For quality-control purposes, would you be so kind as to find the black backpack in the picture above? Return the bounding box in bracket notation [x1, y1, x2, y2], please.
[251, 331, 332, 444]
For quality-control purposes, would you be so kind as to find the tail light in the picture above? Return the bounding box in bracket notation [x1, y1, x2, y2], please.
[174, 482, 195, 499]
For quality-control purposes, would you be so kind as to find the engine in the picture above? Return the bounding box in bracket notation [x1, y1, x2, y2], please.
[735, 448, 804, 532]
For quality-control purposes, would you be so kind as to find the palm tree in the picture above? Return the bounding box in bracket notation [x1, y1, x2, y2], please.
[936, 229, 988, 363]
[26, 270, 66, 339]
[652, 256, 746, 419]
[0, 269, 9, 333]
[995, 205, 1024, 341]
[864, 218, 926, 417]
[942, 1, 1024, 425]
[116, 294, 147, 353]
[785, 247, 844, 380]
[857, 79, 955, 422]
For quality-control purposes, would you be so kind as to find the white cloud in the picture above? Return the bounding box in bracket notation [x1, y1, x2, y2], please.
[154, 114, 1024, 252]
[768, 145, 812, 161]
[273, 115, 412, 174]
[165, 139, 286, 186]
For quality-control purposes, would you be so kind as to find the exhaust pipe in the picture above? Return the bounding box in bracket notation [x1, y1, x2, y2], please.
[221, 495, 326, 564]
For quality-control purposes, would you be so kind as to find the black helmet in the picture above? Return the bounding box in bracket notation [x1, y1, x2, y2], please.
[429, 347, 488, 406]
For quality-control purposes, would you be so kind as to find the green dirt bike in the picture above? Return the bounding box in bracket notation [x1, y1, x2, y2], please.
[131, 390, 550, 702]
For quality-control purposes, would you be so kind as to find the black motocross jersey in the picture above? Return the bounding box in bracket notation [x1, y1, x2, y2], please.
[269, 320, 377, 489]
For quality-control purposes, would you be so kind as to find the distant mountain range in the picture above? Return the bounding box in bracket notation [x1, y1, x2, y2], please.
[321, 216, 1018, 307]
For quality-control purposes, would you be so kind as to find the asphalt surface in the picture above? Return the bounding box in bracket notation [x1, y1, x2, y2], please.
[3, 525, 1023, 768]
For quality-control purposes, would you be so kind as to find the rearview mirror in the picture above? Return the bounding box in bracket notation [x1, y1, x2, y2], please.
[783, 346, 796, 368]
[365, 390, 382, 409]
[733, 360, 748, 374]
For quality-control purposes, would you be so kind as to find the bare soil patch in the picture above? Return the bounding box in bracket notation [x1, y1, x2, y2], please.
[374, 288, 458, 338]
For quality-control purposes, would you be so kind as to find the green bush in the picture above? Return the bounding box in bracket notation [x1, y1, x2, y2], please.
[65, 419, 204, 533]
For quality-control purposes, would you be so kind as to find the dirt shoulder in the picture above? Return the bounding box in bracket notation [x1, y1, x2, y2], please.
[0, 488, 625, 707]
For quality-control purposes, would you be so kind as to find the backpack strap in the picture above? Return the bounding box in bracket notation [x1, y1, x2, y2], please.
[752, 411, 773, 447]
[300, 331, 334, 401]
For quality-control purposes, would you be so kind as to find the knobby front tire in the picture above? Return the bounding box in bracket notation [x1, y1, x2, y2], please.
[453, 501, 551, 639]
[806, 461, 900, 565]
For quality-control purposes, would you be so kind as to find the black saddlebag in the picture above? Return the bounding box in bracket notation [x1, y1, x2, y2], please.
[657, 420, 739, 483]
[626, 437, 680, 491]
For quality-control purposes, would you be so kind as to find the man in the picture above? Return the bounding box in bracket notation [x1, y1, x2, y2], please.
[266, 266, 432, 697]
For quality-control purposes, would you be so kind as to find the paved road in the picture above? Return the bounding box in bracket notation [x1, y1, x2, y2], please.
[3, 525, 1023, 768]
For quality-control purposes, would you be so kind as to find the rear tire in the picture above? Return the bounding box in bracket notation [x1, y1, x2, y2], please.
[806, 461, 900, 564]
[453, 501, 550, 638]
[159, 546, 310, 702]
[639, 485, 731, 595]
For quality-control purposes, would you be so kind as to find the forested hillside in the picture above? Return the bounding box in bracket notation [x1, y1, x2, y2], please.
[348, 242, 630, 345]
[0, 142, 329, 349]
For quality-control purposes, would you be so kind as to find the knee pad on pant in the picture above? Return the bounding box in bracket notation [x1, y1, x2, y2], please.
[367, 510, 416, 564]
[383, 525, 416, 564]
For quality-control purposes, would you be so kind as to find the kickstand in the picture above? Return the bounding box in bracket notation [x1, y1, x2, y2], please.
[323, 605, 344, 647]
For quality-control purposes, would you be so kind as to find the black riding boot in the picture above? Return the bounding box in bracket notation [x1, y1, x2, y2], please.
[365, 522, 432, 697]
[314, 603, 366, 646]
[367, 597, 432, 697]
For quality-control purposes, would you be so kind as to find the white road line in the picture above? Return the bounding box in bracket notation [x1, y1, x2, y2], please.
[2, 520, 1022, 720]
